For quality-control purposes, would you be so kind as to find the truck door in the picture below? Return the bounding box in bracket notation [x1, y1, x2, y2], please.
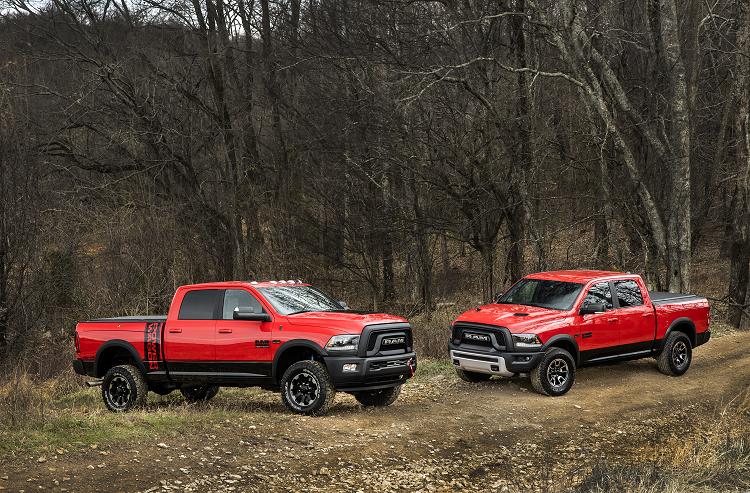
[577, 281, 618, 362]
[612, 279, 654, 352]
[214, 289, 274, 378]
[163, 289, 219, 379]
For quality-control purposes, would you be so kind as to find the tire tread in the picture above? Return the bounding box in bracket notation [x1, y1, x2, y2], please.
[102, 364, 147, 412]
[280, 360, 336, 415]
[529, 348, 575, 396]
[657, 331, 692, 376]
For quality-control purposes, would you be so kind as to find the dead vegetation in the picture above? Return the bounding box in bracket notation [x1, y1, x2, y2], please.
[573, 393, 750, 493]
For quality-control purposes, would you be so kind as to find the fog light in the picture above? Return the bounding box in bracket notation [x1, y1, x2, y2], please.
[453, 359, 460, 366]
[490, 365, 499, 372]
[342, 363, 358, 373]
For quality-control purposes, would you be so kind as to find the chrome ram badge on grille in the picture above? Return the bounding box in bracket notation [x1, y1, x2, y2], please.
[382, 336, 406, 346]
[463, 333, 491, 343]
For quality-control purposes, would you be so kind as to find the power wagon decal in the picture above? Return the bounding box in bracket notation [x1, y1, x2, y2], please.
[143, 322, 164, 370]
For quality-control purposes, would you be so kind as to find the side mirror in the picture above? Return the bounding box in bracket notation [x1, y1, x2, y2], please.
[338, 300, 350, 310]
[233, 306, 271, 322]
[580, 303, 606, 315]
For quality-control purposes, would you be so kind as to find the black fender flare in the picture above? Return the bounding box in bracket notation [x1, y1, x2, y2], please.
[663, 317, 697, 347]
[272, 339, 327, 383]
[541, 334, 580, 365]
[94, 340, 147, 377]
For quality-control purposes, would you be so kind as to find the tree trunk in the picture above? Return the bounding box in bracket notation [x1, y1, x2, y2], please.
[506, 0, 534, 280]
[660, 0, 693, 292]
[728, 0, 750, 328]
[260, 0, 289, 197]
[410, 165, 433, 310]
[480, 242, 495, 302]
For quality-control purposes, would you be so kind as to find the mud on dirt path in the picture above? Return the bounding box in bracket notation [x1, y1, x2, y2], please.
[2, 332, 749, 493]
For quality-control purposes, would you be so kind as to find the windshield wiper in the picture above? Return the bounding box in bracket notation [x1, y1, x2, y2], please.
[498, 301, 554, 309]
[287, 308, 342, 315]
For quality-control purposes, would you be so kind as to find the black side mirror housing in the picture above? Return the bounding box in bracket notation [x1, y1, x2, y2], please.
[580, 303, 606, 315]
[233, 306, 271, 322]
[338, 300, 350, 310]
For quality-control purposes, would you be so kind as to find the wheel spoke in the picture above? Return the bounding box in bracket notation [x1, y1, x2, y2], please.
[288, 370, 320, 408]
[547, 358, 569, 388]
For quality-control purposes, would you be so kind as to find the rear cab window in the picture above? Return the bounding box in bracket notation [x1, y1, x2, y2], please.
[178, 289, 221, 320]
[614, 279, 644, 307]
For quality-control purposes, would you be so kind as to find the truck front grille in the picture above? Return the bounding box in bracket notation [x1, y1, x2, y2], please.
[367, 330, 411, 353]
[452, 323, 507, 349]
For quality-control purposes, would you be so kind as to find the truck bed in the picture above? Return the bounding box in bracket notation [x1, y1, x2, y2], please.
[83, 315, 167, 323]
[649, 292, 704, 305]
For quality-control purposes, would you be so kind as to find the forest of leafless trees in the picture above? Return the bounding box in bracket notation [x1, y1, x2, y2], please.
[0, 0, 748, 372]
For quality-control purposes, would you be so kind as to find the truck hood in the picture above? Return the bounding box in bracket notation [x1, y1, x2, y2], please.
[455, 303, 566, 333]
[285, 311, 408, 333]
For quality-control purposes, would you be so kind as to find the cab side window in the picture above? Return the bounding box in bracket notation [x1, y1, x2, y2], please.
[614, 280, 644, 307]
[178, 290, 221, 320]
[222, 290, 264, 320]
[582, 282, 613, 310]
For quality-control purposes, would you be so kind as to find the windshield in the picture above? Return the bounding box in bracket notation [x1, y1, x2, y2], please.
[497, 278, 583, 311]
[257, 286, 345, 315]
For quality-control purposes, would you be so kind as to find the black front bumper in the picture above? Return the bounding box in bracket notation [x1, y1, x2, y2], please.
[324, 352, 417, 391]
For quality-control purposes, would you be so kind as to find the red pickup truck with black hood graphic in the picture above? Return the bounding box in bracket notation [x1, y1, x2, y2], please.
[74, 280, 416, 415]
[449, 270, 710, 396]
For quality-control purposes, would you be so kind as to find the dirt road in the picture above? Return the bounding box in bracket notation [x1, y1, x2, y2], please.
[2, 331, 749, 492]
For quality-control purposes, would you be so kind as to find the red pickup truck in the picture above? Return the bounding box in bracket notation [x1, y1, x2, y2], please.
[73, 280, 416, 415]
[449, 270, 710, 396]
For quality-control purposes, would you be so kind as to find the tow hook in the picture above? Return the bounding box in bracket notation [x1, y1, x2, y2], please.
[407, 357, 416, 377]
[85, 380, 103, 387]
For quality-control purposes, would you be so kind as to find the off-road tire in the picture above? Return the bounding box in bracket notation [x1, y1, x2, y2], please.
[530, 348, 576, 396]
[455, 369, 492, 383]
[280, 360, 336, 415]
[353, 385, 402, 407]
[657, 331, 692, 376]
[102, 364, 147, 412]
[180, 385, 220, 403]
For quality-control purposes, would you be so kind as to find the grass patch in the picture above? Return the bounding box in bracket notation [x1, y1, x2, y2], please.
[0, 407, 198, 457]
[571, 392, 750, 493]
[413, 358, 453, 381]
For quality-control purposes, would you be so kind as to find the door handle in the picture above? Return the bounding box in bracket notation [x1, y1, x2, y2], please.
[168, 328, 182, 333]
[218, 328, 233, 334]
[607, 318, 617, 323]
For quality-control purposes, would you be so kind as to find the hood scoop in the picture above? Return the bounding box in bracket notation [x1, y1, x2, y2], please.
[513, 313, 530, 316]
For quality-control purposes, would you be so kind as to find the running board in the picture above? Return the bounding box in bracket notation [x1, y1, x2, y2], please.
[585, 350, 652, 364]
